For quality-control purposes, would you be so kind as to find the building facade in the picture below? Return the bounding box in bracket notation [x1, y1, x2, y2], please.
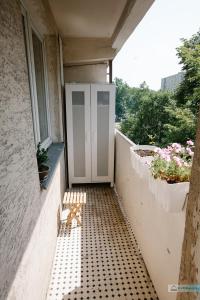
[161, 71, 184, 92]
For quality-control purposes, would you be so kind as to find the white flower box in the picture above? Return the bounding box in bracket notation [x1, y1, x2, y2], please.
[130, 145, 155, 179]
[148, 175, 189, 213]
[130, 145, 189, 213]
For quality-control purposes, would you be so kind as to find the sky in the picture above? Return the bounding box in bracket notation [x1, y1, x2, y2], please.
[113, 0, 200, 91]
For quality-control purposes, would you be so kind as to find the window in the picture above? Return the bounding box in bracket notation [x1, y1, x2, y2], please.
[21, 5, 51, 149]
[32, 31, 49, 144]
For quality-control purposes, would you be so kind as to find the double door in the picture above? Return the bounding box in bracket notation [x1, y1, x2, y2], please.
[65, 83, 115, 188]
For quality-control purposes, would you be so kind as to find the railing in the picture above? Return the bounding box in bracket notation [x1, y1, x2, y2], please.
[114, 129, 186, 300]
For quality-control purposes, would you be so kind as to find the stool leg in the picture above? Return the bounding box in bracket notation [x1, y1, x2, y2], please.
[66, 204, 82, 226]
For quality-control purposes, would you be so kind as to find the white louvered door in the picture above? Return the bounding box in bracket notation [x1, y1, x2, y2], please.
[91, 84, 115, 185]
[65, 83, 115, 188]
[65, 84, 91, 188]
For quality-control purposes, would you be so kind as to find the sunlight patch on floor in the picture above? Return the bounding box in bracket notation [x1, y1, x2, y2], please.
[47, 185, 158, 300]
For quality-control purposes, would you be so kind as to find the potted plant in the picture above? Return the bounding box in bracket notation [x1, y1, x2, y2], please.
[149, 141, 194, 212]
[37, 142, 49, 182]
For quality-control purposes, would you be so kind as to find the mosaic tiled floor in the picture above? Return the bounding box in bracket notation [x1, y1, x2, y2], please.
[47, 185, 158, 300]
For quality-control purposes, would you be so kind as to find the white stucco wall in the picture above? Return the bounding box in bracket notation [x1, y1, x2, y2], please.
[0, 1, 65, 299]
[7, 153, 65, 300]
[115, 130, 186, 300]
[64, 63, 107, 83]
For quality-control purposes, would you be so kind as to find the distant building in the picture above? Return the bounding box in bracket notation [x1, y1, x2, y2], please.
[161, 72, 184, 92]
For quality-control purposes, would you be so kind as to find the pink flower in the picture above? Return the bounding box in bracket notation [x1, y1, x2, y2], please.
[159, 152, 166, 159]
[167, 146, 173, 152]
[173, 156, 183, 167]
[155, 148, 168, 159]
[164, 155, 171, 162]
[187, 140, 194, 146]
[186, 147, 194, 156]
[175, 148, 182, 153]
[154, 147, 161, 154]
[172, 143, 182, 153]
[163, 148, 171, 155]
[172, 143, 181, 148]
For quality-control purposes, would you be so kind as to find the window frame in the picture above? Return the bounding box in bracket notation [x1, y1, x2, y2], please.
[21, 3, 52, 149]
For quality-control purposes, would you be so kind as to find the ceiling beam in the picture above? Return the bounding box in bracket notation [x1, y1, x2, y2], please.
[112, 0, 136, 44]
[62, 37, 116, 65]
[112, 0, 155, 51]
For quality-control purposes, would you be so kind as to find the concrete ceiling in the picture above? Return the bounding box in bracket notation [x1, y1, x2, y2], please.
[48, 0, 127, 38]
[47, 0, 155, 64]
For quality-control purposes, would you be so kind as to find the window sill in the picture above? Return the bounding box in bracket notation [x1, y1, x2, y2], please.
[40, 143, 65, 190]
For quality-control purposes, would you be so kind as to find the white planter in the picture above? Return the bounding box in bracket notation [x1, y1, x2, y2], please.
[148, 175, 189, 213]
[130, 145, 189, 213]
[130, 145, 155, 179]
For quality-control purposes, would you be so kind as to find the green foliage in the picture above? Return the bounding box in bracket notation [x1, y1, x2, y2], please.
[120, 114, 137, 142]
[175, 30, 200, 115]
[119, 84, 174, 146]
[36, 142, 48, 168]
[115, 78, 131, 121]
[151, 156, 191, 183]
[163, 107, 196, 145]
[116, 29, 199, 147]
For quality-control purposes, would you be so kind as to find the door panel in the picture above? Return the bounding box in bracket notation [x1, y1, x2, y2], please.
[72, 91, 86, 177]
[91, 84, 115, 183]
[97, 91, 110, 176]
[65, 84, 91, 186]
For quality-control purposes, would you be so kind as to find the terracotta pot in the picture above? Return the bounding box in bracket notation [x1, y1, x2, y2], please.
[38, 164, 49, 181]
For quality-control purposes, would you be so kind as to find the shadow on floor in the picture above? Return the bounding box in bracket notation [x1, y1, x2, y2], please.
[47, 184, 158, 300]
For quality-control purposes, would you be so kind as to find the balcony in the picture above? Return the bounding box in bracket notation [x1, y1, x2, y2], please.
[47, 184, 158, 300]
[2, 1, 199, 300]
[45, 130, 186, 300]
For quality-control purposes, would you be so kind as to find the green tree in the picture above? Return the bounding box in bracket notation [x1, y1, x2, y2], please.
[175, 30, 200, 115]
[120, 89, 173, 145]
[139, 81, 149, 89]
[114, 78, 131, 122]
[116, 31, 199, 146]
[163, 107, 196, 145]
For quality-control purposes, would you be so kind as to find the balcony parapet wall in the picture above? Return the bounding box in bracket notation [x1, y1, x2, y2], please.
[115, 129, 186, 300]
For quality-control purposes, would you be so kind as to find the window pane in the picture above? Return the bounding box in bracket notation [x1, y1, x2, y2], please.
[22, 15, 36, 145]
[32, 31, 48, 142]
[72, 92, 85, 177]
[97, 91, 109, 176]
